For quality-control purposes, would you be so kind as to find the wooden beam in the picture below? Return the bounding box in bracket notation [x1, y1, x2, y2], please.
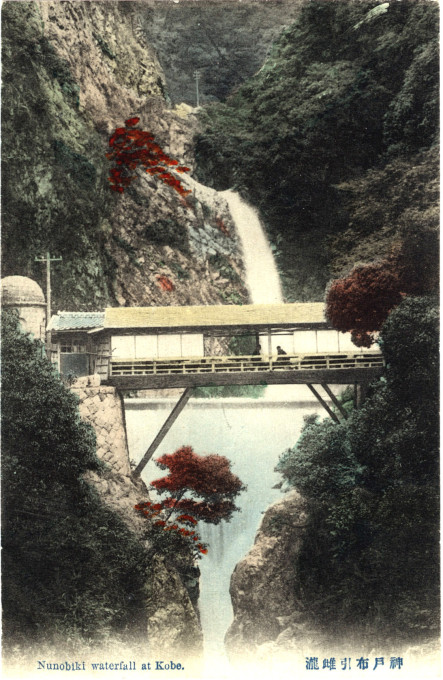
[101, 322, 330, 336]
[132, 388, 192, 478]
[320, 383, 348, 420]
[307, 384, 340, 424]
[107, 367, 383, 390]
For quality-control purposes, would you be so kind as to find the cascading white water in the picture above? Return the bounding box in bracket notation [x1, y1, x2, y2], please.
[125, 393, 322, 677]
[220, 190, 283, 305]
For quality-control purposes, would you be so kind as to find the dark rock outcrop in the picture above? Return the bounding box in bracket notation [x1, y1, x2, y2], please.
[225, 490, 312, 658]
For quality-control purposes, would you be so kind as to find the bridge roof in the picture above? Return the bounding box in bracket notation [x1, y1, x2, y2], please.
[103, 303, 328, 333]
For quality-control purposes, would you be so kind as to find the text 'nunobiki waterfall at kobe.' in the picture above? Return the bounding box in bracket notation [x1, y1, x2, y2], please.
[220, 189, 284, 305]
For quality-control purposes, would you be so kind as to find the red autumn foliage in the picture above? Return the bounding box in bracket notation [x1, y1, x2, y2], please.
[326, 256, 407, 347]
[151, 445, 245, 506]
[161, 497, 238, 522]
[135, 500, 208, 558]
[106, 117, 191, 196]
[215, 216, 231, 237]
[135, 446, 245, 557]
[156, 275, 175, 292]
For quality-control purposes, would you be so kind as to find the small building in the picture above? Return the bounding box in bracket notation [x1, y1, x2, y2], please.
[1, 275, 47, 341]
[48, 311, 105, 378]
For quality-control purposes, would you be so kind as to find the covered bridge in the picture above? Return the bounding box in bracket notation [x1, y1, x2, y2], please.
[98, 302, 382, 389]
[48, 303, 382, 388]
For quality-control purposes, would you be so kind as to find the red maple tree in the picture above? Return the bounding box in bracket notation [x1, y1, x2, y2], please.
[151, 445, 245, 524]
[135, 446, 245, 557]
[106, 117, 191, 196]
[135, 500, 209, 556]
[326, 258, 405, 347]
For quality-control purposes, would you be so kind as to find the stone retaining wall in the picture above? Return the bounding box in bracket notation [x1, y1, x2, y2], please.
[73, 381, 131, 476]
[71, 379, 147, 534]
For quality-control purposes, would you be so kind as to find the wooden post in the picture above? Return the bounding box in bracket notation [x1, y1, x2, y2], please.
[35, 252, 62, 351]
[320, 383, 348, 420]
[307, 383, 340, 424]
[354, 382, 362, 409]
[132, 387, 192, 478]
[267, 330, 272, 358]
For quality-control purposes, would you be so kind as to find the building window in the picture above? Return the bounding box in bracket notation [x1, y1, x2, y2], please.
[60, 344, 87, 354]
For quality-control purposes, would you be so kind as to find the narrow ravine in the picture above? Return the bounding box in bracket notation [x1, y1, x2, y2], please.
[125, 181, 328, 674]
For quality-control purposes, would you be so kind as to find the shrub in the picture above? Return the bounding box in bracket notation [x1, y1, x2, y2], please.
[276, 296, 439, 640]
[2, 312, 150, 647]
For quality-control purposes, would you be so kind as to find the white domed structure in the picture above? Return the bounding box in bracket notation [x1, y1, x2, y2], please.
[1, 275, 46, 340]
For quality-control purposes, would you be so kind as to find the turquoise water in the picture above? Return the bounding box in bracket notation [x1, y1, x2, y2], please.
[124, 386, 323, 657]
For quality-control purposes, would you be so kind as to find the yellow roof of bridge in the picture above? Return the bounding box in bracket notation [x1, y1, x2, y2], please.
[104, 303, 328, 331]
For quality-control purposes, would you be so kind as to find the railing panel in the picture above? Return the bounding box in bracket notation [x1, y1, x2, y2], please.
[109, 352, 384, 377]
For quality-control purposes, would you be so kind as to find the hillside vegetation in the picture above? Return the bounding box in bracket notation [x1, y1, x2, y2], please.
[2, 312, 151, 650]
[139, 0, 301, 105]
[195, 0, 439, 300]
[1, 1, 248, 311]
[276, 295, 439, 642]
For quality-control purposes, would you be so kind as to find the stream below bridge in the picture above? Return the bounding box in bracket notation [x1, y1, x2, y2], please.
[125, 389, 324, 669]
[125, 189, 334, 672]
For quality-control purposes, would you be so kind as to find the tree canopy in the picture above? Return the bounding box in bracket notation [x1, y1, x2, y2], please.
[325, 257, 404, 346]
[2, 312, 150, 647]
[135, 446, 245, 559]
[276, 296, 439, 640]
[195, 1, 438, 301]
[151, 445, 245, 523]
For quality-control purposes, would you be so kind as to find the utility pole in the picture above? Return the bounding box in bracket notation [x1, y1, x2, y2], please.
[35, 252, 62, 352]
[193, 70, 201, 107]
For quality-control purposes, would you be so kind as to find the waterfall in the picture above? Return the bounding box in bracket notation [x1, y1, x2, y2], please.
[124, 180, 330, 674]
[220, 190, 283, 305]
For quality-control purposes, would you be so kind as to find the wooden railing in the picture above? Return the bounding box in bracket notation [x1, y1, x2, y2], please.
[110, 352, 384, 377]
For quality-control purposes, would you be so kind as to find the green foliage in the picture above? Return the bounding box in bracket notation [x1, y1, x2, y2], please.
[379, 295, 439, 395]
[1, 2, 114, 310]
[2, 313, 150, 647]
[208, 254, 240, 283]
[195, 1, 438, 300]
[278, 417, 365, 499]
[220, 290, 244, 305]
[276, 296, 439, 640]
[329, 146, 439, 281]
[40, 37, 80, 107]
[53, 139, 97, 189]
[93, 32, 116, 60]
[192, 384, 265, 399]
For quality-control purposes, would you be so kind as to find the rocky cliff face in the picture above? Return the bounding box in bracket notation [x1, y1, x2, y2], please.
[225, 490, 317, 660]
[2, 0, 248, 311]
